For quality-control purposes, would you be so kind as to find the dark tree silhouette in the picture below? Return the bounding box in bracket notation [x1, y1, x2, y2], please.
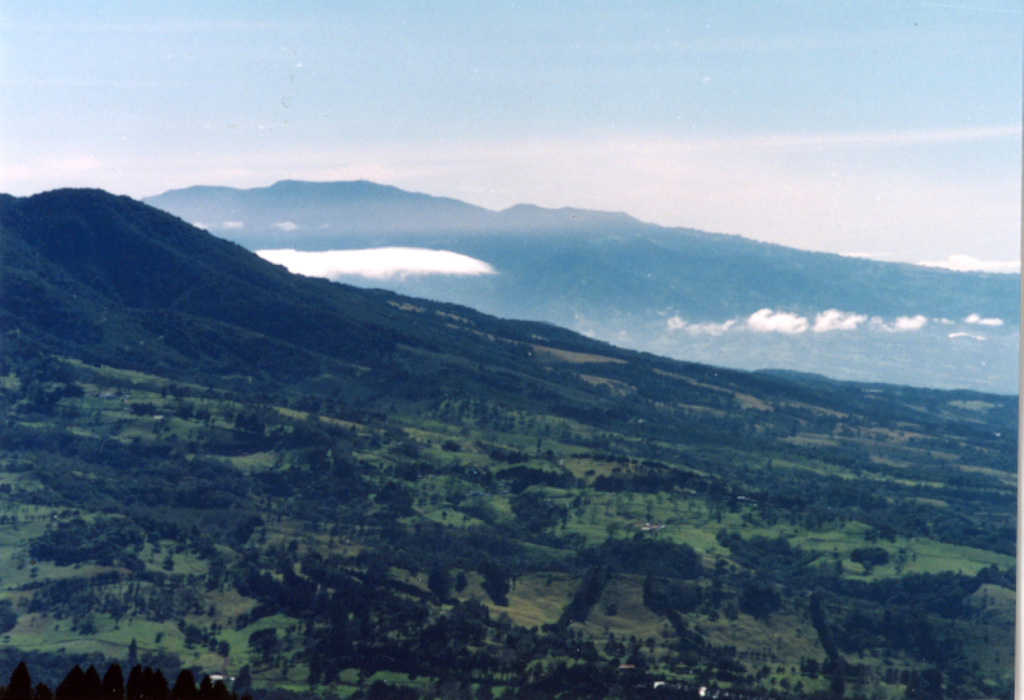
[100, 664, 124, 700]
[125, 666, 143, 700]
[170, 670, 196, 700]
[6, 662, 32, 700]
[82, 666, 102, 700]
[209, 681, 231, 700]
[150, 670, 169, 700]
[55, 666, 86, 700]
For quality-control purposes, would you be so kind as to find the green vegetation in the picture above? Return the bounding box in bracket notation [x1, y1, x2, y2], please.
[0, 189, 1016, 699]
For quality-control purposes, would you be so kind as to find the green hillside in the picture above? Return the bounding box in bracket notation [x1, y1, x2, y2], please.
[0, 190, 1016, 700]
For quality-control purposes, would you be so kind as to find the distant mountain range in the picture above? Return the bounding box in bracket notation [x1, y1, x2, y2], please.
[144, 181, 1019, 394]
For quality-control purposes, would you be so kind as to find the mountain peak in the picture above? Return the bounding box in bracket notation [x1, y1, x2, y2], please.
[265, 179, 416, 199]
[498, 203, 640, 230]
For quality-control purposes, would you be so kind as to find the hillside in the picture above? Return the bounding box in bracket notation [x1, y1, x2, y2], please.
[0, 189, 1017, 699]
[144, 180, 1020, 394]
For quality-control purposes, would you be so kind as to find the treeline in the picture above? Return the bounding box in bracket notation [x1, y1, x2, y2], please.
[0, 661, 239, 700]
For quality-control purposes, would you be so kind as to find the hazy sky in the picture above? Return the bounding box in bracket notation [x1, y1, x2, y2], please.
[1, 2, 1020, 268]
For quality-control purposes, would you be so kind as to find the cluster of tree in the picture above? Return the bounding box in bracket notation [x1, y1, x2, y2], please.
[578, 538, 702, 580]
[29, 518, 145, 569]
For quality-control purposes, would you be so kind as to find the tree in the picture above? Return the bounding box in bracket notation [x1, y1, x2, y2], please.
[100, 664, 124, 700]
[55, 667, 86, 700]
[209, 681, 231, 700]
[125, 667, 143, 700]
[905, 667, 944, 699]
[82, 666, 102, 700]
[829, 663, 845, 698]
[149, 670, 169, 700]
[739, 583, 782, 620]
[428, 564, 453, 599]
[170, 670, 196, 700]
[6, 661, 32, 700]
[232, 667, 252, 697]
[478, 559, 511, 606]
[850, 547, 889, 575]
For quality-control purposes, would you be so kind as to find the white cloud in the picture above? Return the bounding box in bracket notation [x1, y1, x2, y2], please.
[918, 254, 1020, 273]
[812, 309, 867, 332]
[666, 316, 736, 335]
[894, 315, 928, 331]
[964, 313, 1004, 326]
[868, 315, 928, 332]
[218, 220, 244, 229]
[273, 221, 299, 231]
[673, 309, 989, 337]
[747, 308, 808, 334]
[256, 247, 497, 281]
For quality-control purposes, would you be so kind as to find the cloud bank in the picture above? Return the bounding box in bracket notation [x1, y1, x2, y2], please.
[194, 220, 245, 231]
[666, 317, 736, 336]
[918, 255, 1020, 274]
[257, 248, 497, 281]
[664, 308, 996, 338]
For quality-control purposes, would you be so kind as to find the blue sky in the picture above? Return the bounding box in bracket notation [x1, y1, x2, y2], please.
[1, 2, 1020, 268]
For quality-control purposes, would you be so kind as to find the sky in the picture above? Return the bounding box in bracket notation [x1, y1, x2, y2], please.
[1, 2, 1021, 269]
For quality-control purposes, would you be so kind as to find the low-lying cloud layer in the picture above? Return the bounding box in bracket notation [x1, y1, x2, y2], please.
[257, 248, 497, 281]
[667, 308, 1005, 338]
[918, 254, 1019, 274]
[666, 318, 736, 336]
[193, 220, 246, 231]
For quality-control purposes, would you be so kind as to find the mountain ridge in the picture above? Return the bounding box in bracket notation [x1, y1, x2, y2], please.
[143, 179, 1019, 393]
[145, 179, 1016, 273]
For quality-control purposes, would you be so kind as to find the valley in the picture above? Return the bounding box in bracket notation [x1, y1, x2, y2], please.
[0, 189, 1016, 700]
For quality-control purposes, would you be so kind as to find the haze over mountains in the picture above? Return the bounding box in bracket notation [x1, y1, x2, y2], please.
[145, 181, 1020, 395]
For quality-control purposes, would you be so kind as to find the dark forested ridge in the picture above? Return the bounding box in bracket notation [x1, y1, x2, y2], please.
[0, 189, 1016, 699]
